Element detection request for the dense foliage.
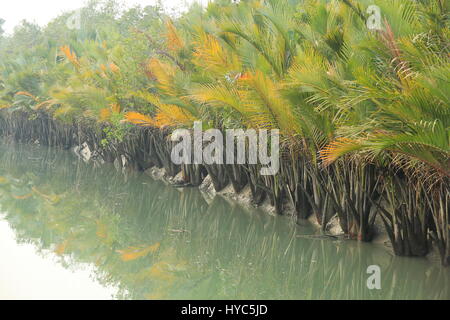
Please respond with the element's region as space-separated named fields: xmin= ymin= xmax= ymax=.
xmin=0 ymin=0 xmax=448 ymax=264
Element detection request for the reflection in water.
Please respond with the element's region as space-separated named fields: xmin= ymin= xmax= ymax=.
xmin=0 ymin=143 xmax=448 ymax=300
xmin=0 ymin=220 xmax=115 ymax=300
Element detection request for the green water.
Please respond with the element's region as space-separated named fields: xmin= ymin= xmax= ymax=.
xmin=0 ymin=142 xmax=448 ymax=300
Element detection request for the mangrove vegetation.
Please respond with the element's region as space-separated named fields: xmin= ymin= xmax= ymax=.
xmin=0 ymin=0 xmax=449 ymax=266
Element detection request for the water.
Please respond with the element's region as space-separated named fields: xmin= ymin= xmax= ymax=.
xmin=0 ymin=142 xmax=448 ymax=300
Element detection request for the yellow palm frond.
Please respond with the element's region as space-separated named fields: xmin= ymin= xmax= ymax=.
xmin=165 ymin=20 xmax=184 ymax=53
xmin=109 ymin=62 xmax=120 ymax=73
xmin=99 ymin=108 xmax=112 ymax=122
xmin=34 ymin=99 xmax=58 ymax=110
xmin=98 ymin=64 xmax=109 ymax=79
xmin=154 ymin=107 xmax=195 ymax=127
xmin=124 ymin=111 xmax=155 ymax=127
xmin=140 ymin=92 xmax=195 ymax=127
xmin=60 ymin=45 xmax=80 ymax=68
xmin=15 ymin=91 xmax=38 ymax=101
xmin=243 ymin=71 xmax=301 ymax=135
xmin=320 ymin=138 xmax=360 ymax=165
xmin=147 ymin=58 xmax=177 ymax=94
xmin=190 ymin=83 xmax=248 ymax=115
xmin=192 ymin=32 xmax=241 ymax=75
xmin=99 ymin=103 xmax=121 ymax=122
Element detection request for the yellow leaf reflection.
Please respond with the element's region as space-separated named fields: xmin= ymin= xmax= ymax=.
xmin=31 ymin=187 xmax=63 ymax=204
xmin=147 ymin=261 xmax=175 ymax=282
xmin=117 ymin=243 xmax=160 ymax=262
xmin=13 ymin=193 xmax=33 ymax=200
xmin=55 ymin=240 xmax=69 ymax=255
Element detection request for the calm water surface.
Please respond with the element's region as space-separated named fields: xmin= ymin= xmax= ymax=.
xmin=0 ymin=143 xmax=448 ymax=300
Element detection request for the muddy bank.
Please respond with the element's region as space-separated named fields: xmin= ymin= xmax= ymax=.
xmin=141 ymin=157 xmax=392 ymax=246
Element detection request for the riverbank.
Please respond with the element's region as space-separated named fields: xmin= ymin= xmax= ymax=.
xmin=0 ymin=110 xmax=448 ymax=266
